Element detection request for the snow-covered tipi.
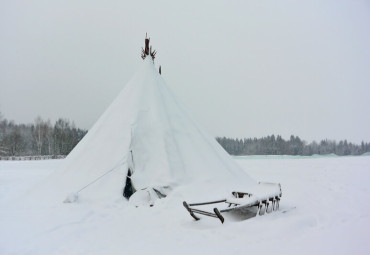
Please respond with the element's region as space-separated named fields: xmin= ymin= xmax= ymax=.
xmin=39 ymin=35 xmax=259 ymax=206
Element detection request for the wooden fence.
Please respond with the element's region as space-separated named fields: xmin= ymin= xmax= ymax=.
xmin=0 ymin=155 xmax=66 ymax=161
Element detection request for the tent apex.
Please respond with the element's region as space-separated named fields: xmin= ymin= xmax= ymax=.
xmin=141 ymin=33 xmax=157 ymax=61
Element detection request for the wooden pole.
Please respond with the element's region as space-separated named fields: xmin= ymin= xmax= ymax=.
xmin=141 ymin=33 xmax=157 ymax=60
xmin=145 ymin=33 xmax=150 ymax=55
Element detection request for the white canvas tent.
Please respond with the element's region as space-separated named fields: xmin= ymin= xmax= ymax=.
xmin=35 ymin=37 xmax=264 ymax=207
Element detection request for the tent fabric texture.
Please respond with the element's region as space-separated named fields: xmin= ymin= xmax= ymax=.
xmin=34 ymin=54 xmax=259 ymax=206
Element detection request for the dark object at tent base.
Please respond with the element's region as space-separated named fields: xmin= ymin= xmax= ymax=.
xmin=183 ymin=183 xmax=282 ymax=224
xmin=123 ymin=169 xmax=136 ymax=199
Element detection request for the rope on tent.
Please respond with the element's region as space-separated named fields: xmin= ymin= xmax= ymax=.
xmin=64 ymin=158 xmax=128 ymax=202
xmin=76 ymin=160 xmax=127 ymax=194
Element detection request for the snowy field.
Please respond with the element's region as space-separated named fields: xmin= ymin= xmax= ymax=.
xmin=1 ymin=156 xmax=369 ymax=255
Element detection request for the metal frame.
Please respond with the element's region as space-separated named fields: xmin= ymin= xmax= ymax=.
xmin=183 ymin=184 xmax=282 ymax=223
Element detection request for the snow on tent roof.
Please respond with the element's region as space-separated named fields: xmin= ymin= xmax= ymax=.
xmin=32 ymin=36 xmax=258 ymax=205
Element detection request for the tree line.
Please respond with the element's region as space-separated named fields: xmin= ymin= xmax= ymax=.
xmin=216 ymin=135 xmax=370 ymax=156
xmin=0 ymin=113 xmax=87 ymax=156
xmin=1 ymin=112 xmax=369 ymax=157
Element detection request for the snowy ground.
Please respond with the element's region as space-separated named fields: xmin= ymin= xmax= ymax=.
xmin=1 ymin=156 xmax=369 ymax=255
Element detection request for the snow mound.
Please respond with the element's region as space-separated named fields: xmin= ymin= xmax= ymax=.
xmin=63 ymin=192 xmax=78 ymax=203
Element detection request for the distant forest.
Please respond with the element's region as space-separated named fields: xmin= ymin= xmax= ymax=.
xmin=0 ymin=114 xmax=86 ymax=156
xmin=216 ymin=135 xmax=370 ymax=156
xmin=0 ymin=113 xmax=369 ymax=157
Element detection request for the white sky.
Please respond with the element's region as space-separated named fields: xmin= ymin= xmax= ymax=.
xmin=1 ymin=0 xmax=369 ymax=143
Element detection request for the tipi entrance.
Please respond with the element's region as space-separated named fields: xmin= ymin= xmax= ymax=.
xmin=123 ymin=168 xmax=135 ymax=199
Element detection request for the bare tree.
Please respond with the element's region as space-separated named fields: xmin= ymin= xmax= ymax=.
xmin=31 ymin=116 xmax=54 ymax=155
xmin=32 ymin=116 xmax=43 ymax=155
xmin=4 ymin=126 xmax=23 ymax=156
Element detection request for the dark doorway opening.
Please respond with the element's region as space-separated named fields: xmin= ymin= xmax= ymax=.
xmin=123 ymin=168 xmax=135 ymax=199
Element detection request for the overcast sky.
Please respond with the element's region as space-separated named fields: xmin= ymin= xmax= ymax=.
xmin=1 ymin=0 xmax=369 ymax=143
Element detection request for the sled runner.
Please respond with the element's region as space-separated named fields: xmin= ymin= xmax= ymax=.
xmin=183 ymin=182 xmax=282 ymax=223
